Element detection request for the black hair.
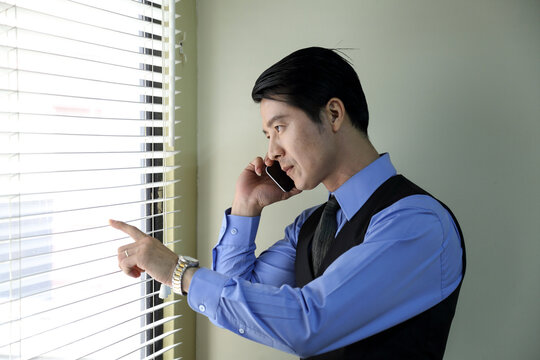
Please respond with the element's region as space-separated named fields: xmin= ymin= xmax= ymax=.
xmin=251 ymin=47 xmax=369 ymax=134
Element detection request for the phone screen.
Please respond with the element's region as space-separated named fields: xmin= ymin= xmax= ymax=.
xmin=265 ymin=161 xmax=295 ymax=192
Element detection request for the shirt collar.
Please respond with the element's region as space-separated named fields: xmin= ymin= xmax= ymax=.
xmin=331 ymin=153 xmax=397 ymax=221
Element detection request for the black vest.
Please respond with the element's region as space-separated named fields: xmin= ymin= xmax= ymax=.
xmin=295 ymin=175 xmax=466 ymax=360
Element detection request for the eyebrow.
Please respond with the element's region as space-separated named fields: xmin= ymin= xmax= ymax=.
xmin=262 ymin=114 xmax=288 ymax=136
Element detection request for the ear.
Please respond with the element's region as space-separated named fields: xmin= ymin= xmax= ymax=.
xmin=325 ymin=97 xmax=346 ymax=133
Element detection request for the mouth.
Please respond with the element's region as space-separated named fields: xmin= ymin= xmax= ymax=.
xmin=282 ymin=165 xmax=293 ymax=176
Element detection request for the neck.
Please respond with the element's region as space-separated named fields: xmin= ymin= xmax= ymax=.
xmin=323 ymin=131 xmax=379 ymax=192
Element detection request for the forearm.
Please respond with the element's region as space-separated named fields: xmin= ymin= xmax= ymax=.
xmin=212 ymin=209 xmax=261 ymax=279
xmin=188 ymin=242 xmax=460 ymax=358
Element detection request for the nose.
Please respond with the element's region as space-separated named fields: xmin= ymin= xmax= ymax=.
xmin=267 ymin=138 xmax=284 ymax=161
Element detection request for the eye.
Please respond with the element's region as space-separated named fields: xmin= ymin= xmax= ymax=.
xmin=274 ymin=125 xmax=282 ymax=133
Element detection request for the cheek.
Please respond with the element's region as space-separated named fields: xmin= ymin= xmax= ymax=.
xmin=295 ymin=158 xmax=318 ymax=183
xmin=291 ymin=145 xmax=316 ymax=171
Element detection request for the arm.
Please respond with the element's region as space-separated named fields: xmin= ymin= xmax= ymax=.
xmin=186 ymin=197 xmax=464 ymax=357
xmin=208 ymin=156 xmax=303 ymax=284
xmin=112 ymin=156 xmax=303 ymax=296
xmin=211 ymin=206 xmax=318 ymax=286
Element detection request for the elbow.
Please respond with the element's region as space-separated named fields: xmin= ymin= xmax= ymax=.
xmin=285 ymin=329 xmax=326 ymax=358
xmin=289 ymin=341 xmax=322 ymax=359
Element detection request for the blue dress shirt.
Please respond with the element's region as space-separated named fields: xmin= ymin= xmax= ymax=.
xmin=187 ymin=154 xmax=463 ymax=357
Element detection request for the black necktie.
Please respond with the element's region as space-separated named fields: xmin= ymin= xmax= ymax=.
xmin=311 ymin=196 xmax=340 ymax=274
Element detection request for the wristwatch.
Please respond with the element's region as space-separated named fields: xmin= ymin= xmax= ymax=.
xmin=171 ymin=255 xmax=199 ymax=296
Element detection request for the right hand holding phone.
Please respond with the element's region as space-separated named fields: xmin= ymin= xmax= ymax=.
xmin=231 ymin=156 xmax=301 ymax=217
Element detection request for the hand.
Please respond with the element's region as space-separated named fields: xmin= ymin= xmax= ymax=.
xmin=231 ymin=156 xmax=301 ymax=216
xmin=110 ymin=219 xmax=178 ymax=286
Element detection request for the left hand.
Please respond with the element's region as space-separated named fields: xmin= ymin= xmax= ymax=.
xmin=231 ymin=156 xmax=301 ymax=216
xmin=110 ymin=219 xmax=178 ymax=286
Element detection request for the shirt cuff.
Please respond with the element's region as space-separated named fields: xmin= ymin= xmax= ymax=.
xmin=187 ymin=267 xmax=229 ymax=320
xmin=217 ymin=208 xmax=261 ymax=247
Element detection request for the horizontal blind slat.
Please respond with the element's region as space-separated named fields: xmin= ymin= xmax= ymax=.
xmin=2 ymin=0 xmax=163 ymax=19
xmin=0 ymin=32 xmax=163 ymax=78
xmin=0 ymin=89 xmax=163 ymax=109
xmin=0 ymin=28 xmax=162 ymax=66
xmin=142 ymin=341 xmax=183 ymax=360
xmin=1 ymin=71 xmax=165 ymax=103
xmin=0 ymin=149 xmax=177 ymax=158
xmin=0 ymin=131 xmax=167 ymax=140
xmin=0 ymin=113 xmax=173 ymax=133
xmin=2 ymin=0 xmax=164 ymax=34
xmin=0 ymin=259 xmax=179 ymax=313
xmin=30 ymin=314 xmax=181 ymax=360
xmin=0 ymin=68 xmax=164 ymax=98
xmin=0 ymin=156 xmax=177 ymax=175
xmin=0 ymin=179 xmax=179 ymax=198
xmin=0 ymin=270 xmax=125 ymax=312
xmin=0 ymin=195 xmax=179 ymax=228
xmin=81 ymin=315 xmax=182 ymax=360
xmin=112 ymin=327 xmax=182 ymax=360
xmin=7 ymin=2 xmax=164 ymax=38
xmin=0 ymin=254 xmax=119 ymax=285
xmin=1 ymin=290 xmax=180 ymax=347
xmin=0 ymin=45 xmax=166 ymax=80
xmin=0 ymin=171 xmax=179 ymax=197
xmin=2 ymin=280 xmax=179 ymax=343
xmin=0 ymin=47 xmax=168 ymax=85
xmin=0 ymin=211 xmax=181 ymax=243
xmin=0 ymin=225 xmax=182 ymax=264
xmin=1 ymin=20 xmax=163 ymax=61
xmin=0 ymin=139 xmax=174 ymax=157
xmin=0 ymin=94 xmax=163 ymax=120
xmin=0 ymin=274 xmax=152 ymax=318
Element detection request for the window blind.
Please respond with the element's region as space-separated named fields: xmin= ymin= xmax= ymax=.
xmin=0 ymin=0 xmax=183 ymax=359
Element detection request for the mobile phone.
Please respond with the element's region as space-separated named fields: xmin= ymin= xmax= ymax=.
xmin=265 ymin=161 xmax=295 ymax=192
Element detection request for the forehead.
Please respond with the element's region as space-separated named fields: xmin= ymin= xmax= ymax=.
xmin=260 ymin=99 xmax=305 ymax=128
xmin=260 ymin=98 xmax=290 ymax=116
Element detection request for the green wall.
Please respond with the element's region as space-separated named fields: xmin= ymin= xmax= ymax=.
xmin=196 ymin=1 xmax=540 ymax=359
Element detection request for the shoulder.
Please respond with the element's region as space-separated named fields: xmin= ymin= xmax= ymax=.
xmin=367 ymin=194 xmax=460 ymax=246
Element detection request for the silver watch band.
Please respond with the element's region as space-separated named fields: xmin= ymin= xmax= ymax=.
xmin=171 ymin=256 xmax=199 ymax=296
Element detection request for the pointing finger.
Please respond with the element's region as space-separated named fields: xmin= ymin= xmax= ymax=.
xmin=109 ymin=219 xmax=147 ymax=241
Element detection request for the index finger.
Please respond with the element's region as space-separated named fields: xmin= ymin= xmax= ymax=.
xmin=249 ymin=156 xmax=266 ymax=176
xmin=109 ymin=219 xmax=147 ymax=241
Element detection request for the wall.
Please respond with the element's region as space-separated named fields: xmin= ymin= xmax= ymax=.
xmin=196 ymin=1 xmax=540 ymax=359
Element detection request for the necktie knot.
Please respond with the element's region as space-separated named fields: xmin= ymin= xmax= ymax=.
xmin=324 ymin=196 xmax=340 ymax=215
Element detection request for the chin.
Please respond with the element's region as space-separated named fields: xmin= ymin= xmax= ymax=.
xmin=295 ymin=180 xmax=317 ymax=191
xmin=292 ymin=181 xmax=304 ymax=191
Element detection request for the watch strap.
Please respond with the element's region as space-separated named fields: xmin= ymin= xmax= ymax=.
xmin=171 ymin=256 xmax=199 ymax=296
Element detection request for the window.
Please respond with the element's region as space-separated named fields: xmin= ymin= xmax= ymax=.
xmin=0 ymin=0 xmax=182 ymax=358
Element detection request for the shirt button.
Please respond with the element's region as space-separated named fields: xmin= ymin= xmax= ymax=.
xmin=230 ymin=228 xmax=238 ymax=235
xmin=238 ymin=328 xmax=245 ymax=334
xmin=198 ymin=304 xmax=206 ymax=312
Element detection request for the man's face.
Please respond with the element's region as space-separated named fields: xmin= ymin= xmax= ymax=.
xmin=261 ymin=98 xmax=337 ymax=191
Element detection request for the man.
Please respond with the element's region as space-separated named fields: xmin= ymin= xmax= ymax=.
xmin=111 ymin=47 xmax=465 ymax=359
